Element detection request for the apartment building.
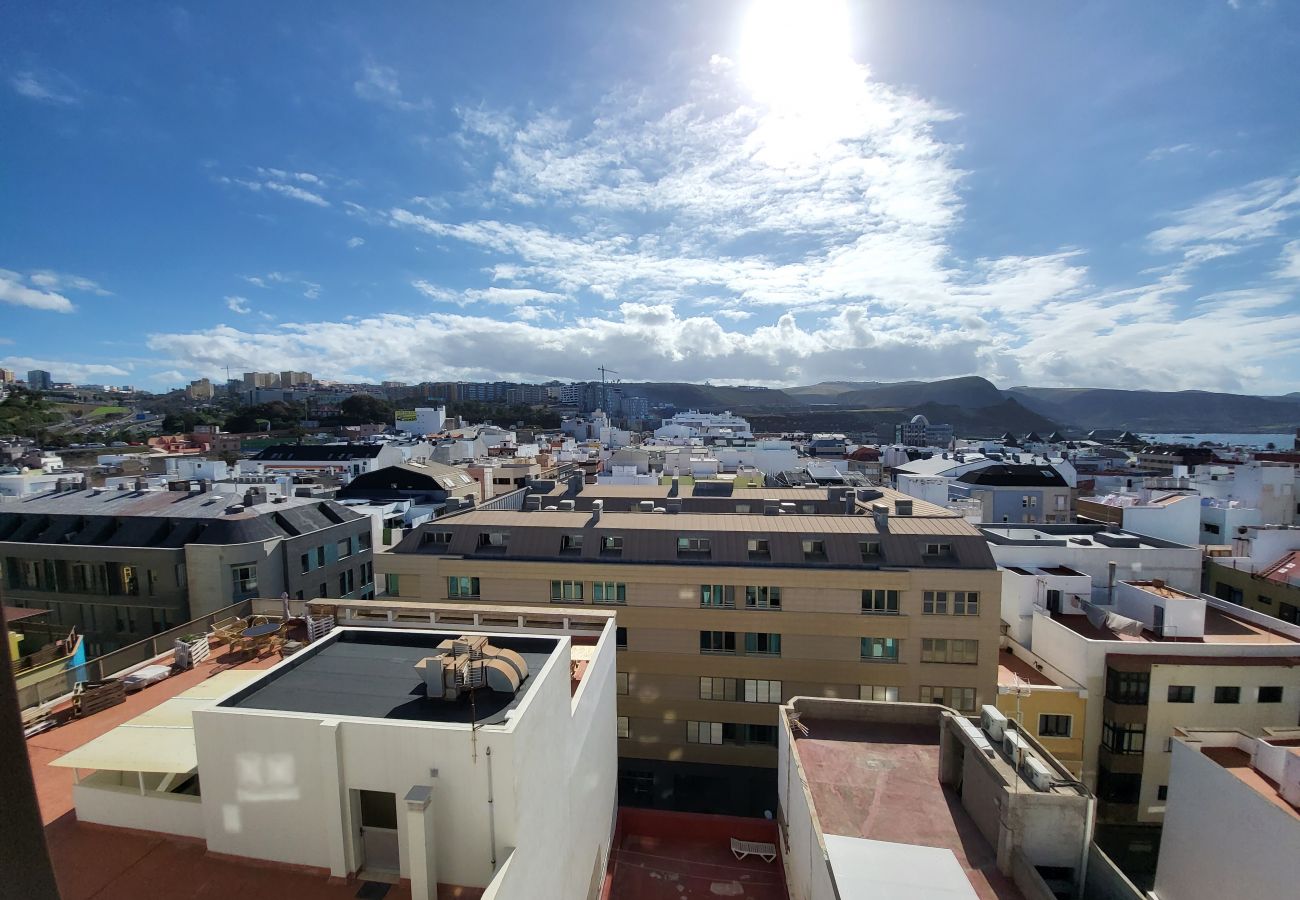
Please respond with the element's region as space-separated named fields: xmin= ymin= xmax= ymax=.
xmin=0 ymin=482 xmax=374 ymax=654
xmin=1011 ymin=578 xmax=1300 ymax=826
xmin=1205 ymin=524 xmax=1300 ymax=625
xmin=378 ymin=481 xmax=1002 ymax=807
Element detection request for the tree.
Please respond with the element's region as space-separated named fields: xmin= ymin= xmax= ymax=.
xmin=337 ymin=394 xmax=394 ymax=425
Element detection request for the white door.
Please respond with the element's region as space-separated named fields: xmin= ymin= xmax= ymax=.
xmin=356 ymin=790 xmax=400 ymax=873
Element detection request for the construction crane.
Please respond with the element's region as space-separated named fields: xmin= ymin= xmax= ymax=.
xmin=597 ymin=366 xmax=620 ymax=412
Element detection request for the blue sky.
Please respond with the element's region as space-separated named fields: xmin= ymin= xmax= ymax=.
xmin=3 ymin=1 xmax=1299 ymax=394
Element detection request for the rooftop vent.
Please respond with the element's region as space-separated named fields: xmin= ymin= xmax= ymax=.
xmin=558 ymin=499 xmax=576 ymax=511
xmin=415 ymin=635 xmax=530 ymax=701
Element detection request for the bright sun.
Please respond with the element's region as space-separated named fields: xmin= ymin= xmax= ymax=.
xmin=739 ymin=0 xmax=854 ymax=109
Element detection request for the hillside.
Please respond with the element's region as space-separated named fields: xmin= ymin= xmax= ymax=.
xmin=1006 ymin=387 xmax=1300 ymax=432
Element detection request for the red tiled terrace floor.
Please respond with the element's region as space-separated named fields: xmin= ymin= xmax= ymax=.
xmin=795 ymin=719 xmax=1022 ymax=900
xmin=602 ymin=808 xmax=788 ymax=900
xmin=26 ymin=643 xmax=481 ymax=900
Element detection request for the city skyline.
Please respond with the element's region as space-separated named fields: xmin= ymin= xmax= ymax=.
xmin=4 ymin=1 xmax=1300 ymax=393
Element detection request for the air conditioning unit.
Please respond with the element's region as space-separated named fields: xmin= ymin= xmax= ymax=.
xmin=1003 ymin=730 xmax=1029 ymax=763
xmin=981 ymin=705 xmax=1007 ymax=742
xmin=1023 ymin=756 xmax=1053 ymax=792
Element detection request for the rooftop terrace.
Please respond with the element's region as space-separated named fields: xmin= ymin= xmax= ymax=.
xmin=1046 ymin=604 xmax=1300 ymax=645
xmin=223 ymin=629 xmax=559 ymax=724
xmin=793 ymin=718 xmax=1023 ymax=900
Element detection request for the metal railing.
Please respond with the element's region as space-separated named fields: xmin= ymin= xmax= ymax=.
xmin=15 ymin=598 xmax=255 ymax=713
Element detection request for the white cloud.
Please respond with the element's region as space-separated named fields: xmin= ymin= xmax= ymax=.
xmin=0 ymin=269 xmax=76 ymax=313
xmin=1148 ymin=176 xmax=1300 ymax=268
xmin=354 ymin=63 xmax=432 ymax=112
xmin=242 ymin=271 xmax=320 ymax=299
xmin=411 ymin=282 xmax=569 ymax=307
xmin=347 ymin=236 xmax=365 ymax=248
xmin=264 ymin=181 xmax=330 ymax=207
xmin=27 ymin=270 xmax=111 ymax=295
xmin=1277 ymin=240 xmax=1300 ymax=280
xmin=225 ymin=295 xmax=251 ymax=314
xmin=0 ymin=356 xmax=131 ymax=381
xmin=10 ymin=70 xmax=78 ymax=104
xmin=1145 ymin=143 xmax=1196 ymax=162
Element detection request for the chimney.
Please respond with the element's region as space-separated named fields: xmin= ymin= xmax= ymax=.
xmin=844 ymin=491 xmax=856 ymax=515
xmin=872 ymin=502 xmax=890 ymax=532
xmin=591 ymin=498 xmax=603 ymax=523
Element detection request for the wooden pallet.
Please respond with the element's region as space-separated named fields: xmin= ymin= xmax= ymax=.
xmin=72 ymin=679 xmax=126 ymax=717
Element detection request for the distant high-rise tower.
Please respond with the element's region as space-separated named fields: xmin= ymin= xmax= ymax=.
xmin=26 ymin=370 xmax=52 ymax=391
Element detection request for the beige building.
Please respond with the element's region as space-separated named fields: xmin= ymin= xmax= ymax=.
xmin=185 ymin=378 xmax=214 ymax=401
xmin=378 ymin=482 xmax=1002 ymax=799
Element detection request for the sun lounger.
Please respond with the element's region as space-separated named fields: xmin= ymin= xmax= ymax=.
xmin=730 ymin=838 xmax=777 ymax=863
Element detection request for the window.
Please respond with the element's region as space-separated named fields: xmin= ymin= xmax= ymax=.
xmin=616 ymin=717 xmax=630 ymax=739
xmin=1203 ymin=523 xmax=1221 ymax=535
xmin=1039 ymin=714 xmax=1072 ymax=738
xmin=300 ymin=553 xmax=311 ymax=574
xmin=1102 ymin=721 xmax=1146 ymax=754
xmin=922 ymin=638 xmax=979 ymax=665
xmin=921 ymin=686 xmax=976 ymax=711
xmin=358 ymin=531 xmax=372 ymax=550
xmin=687 ymin=721 xmax=723 ymax=745
xmin=616 ymin=627 xmax=627 ymax=650
xmin=477 ymin=531 xmax=508 ymax=550
xmin=700 ymin=630 xmax=736 ymax=653
xmin=743 ymin=679 xmax=782 ymax=703
xmin=295 ymin=590 xmax=304 ymax=601
xmin=700 ymin=676 xmax=737 ymax=701
xmin=802 ymin=539 xmax=827 ymax=561
xmin=384 ymin=573 xmax=400 ymax=596
xmin=1097 ymin=767 xmax=1142 ymax=804
xmin=601 ymin=535 xmax=623 ymax=555
xmin=616 ymin=672 xmax=629 ymax=695
xmin=1257 ymin=594 xmax=1272 ymax=605
xmin=1258 ymin=686 xmax=1283 ymax=703
xmin=231 ymin=564 xmax=258 ymax=597
xmin=859 ymin=541 xmax=881 ymax=561
xmin=593 ymin=581 xmax=626 ymax=604
xmin=923 ymin=543 xmax=950 ymax=556
xmin=1157 ymin=785 xmax=1168 ymax=802
xmin=747 ymin=538 xmax=770 ymax=560
xmin=744 ymin=632 xmax=781 ymax=656
xmin=448 ymin=576 xmax=480 ymax=598
xmin=339 ymin=569 xmax=354 ymax=596
xmin=735 ymin=503 xmax=752 ymax=514
xmin=860 ymin=685 xmax=900 ymax=702
xmin=1167 ymin=685 xmax=1195 ymax=703
xmin=739 ymin=724 xmax=778 ymax=746
xmin=319 ymin=582 xmax=328 ymax=598
xmin=953 ymin=591 xmax=980 ymax=615
xmin=1054 ymin=495 xmax=1067 ymax=510
xmin=337 ymin=538 xmax=352 ymax=559
xmin=1282 ymin=602 xmax=1299 ymax=625
xmin=744 ymin=586 xmax=781 ymax=609
xmin=677 ymin=537 xmax=711 ymax=556
xmin=1106 ymin=668 xmax=1150 ymax=704
xmin=560 ymin=534 xmax=584 ymax=553
xmin=861 ymin=589 xmax=900 ymax=614
xmin=424 ymin=531 xmax=453 ymax=547
xmin=550 ymin=580 xmax=583 ymax=602
xmin=922 ymin=591 xmax=949 ymax=615
xmin=861 ymin=637 xmax=900 ymax=662
xmin=700 ymin=584 xmax=733 ymax=608
xmin=316 ymin=546 xmax=326 ymax=567
xmin=1214 ymin=686 xmax=1241 ymax=704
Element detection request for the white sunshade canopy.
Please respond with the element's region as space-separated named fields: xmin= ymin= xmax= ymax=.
xmin=51 ymin=670 xmax=264 ymax=774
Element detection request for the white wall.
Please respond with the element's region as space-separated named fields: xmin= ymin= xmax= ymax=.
xmin=896 ymin=475 xmax=951 ymax=507
xmin=73 ymin=772 xmax=205 ymax=838
xmin=1122 ymin=495 xmax=1200 ymax=546
xmin=778 ymin=716 xmax=837 ymax=900
xmin=989 ymin=543 xmax=1202 ymax=596
xmin=1114 ymin=582 xmax=1205 ymax=639
xmin=1153 ymin=740 xmax=1300 ymax=900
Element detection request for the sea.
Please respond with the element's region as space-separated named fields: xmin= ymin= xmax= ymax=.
xmin=1138 ymin=433 xmax=1297 ymax=450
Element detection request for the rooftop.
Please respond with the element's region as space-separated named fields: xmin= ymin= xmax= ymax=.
xmin=224 ymin=628 xmax=560 ymax=725
xmin=980 ymin=523 xmax=1194 ymax=550
xmin=0 ymin=488 xmax=363 ymax=546
xmin=26 ymin=639 xmax=486 ymax=899
xmin=997 ymin=652 xmax=1062 ymax=688
xmin=793 ymin=717 xmax=1023 ymax=899
xmin=1200 ymin=745 xmax=1300 ymax=821
xmin=1046 ymin=605 xmax=1300 ymax=645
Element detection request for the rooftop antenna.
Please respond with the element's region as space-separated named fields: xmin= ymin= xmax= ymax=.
xmin=597 ymin=365 xmax=619 ymax=411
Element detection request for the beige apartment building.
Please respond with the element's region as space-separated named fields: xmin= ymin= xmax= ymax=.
xmin=378 ymin=483 xmax=1002 ymax=781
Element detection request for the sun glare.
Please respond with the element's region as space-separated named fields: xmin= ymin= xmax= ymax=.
xmin=739 ymin=0 xmax=854 ymax=109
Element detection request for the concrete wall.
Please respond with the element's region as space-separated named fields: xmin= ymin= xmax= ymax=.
xmin=777 ymin=703 xmax=837 ymax=900
xmin=1153 ymin=740 xmax=1300 ymax=900
xmin=73 ymin=771 xmax=205 ymax=838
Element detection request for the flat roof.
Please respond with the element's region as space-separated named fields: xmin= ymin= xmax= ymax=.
xmin=1047 ymin=606 xmax=1300 ymax=645
xmin=223 ymin=629 xmax=559 ymax=725
xmin=997 ymin=654 xmax=1065 ymax=688
xmin=793 ymin=719 xmax=1023 ymax=900
xmin=1201 ymin=746 xmax=1300 ymax=821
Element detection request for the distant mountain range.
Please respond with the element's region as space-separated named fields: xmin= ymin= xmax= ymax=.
xmin=617 ymin=377 xmax=1300 ymax=436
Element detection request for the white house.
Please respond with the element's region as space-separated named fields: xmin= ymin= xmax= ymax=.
xmin=396 ymin=407 xmax=447 ymax=436
xmin=53 ymin=616 xmax=618 ymax=899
